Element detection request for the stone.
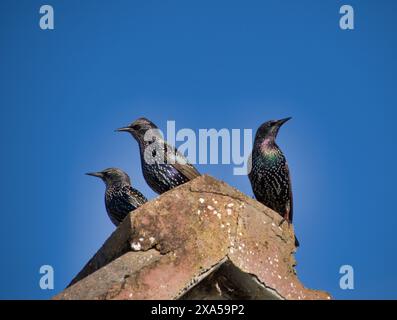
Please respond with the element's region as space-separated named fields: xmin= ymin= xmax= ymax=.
xmin=54 ymin=175 xmax=331 ymax=300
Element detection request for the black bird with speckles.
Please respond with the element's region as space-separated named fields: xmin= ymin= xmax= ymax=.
xmin=86 ymin=168 xmax=147 ymax=226
xmin=117 ymin=118 xmax=201 ymax=194
xmin=249 ymin=117 xmax=294 ymax=223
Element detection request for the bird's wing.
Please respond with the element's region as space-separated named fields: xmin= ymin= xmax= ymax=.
xmin=173 ymin=161 xmax=201 ymax=180
xmin=124 ymin=186 xmax=148 ymax=208
xmin=163 ymin=141 xmax=201 ymax=180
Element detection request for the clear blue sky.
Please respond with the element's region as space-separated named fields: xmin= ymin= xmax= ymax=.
xmin=0 ymin=0 xmax=396 ymax=300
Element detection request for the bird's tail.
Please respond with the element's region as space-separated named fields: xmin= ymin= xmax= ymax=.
xmin=294 ymin=235 xmax=300 ymax=248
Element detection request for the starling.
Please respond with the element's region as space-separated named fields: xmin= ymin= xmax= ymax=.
xmin=117 ymin=118 xmax=201 ymax=194
xmin=86 ymin=168 xmax=147 ymax=226
xmin=248 ymin=118 xmax=294 ymax=223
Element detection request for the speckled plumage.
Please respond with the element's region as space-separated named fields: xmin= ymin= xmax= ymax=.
xmin=87 ymin=168 xmax=147 ymax=226
xmin=249 ymin=118 xmax=293 ymax=222
xmin=117 ymin=118 xmax=201 ymax=194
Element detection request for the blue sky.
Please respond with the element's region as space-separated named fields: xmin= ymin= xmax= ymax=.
xmin=0 ymin=0 xmax=396 ymax=299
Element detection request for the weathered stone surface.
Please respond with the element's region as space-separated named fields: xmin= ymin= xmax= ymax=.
xmin=55 ymin=175 xmax=331 ymax=300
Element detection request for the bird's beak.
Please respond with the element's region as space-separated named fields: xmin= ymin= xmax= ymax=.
xmin=115 ymin=126 xmax=132 ymax=133
xmin=86 ymin=172 xmax=104 ymax=178
xmin=276 ymin=117 xmax=292 ymax=127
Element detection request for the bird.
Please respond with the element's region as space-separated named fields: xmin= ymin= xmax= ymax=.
xmin=86 ymin=168 xmax=147 ymax=226
xmin=248 ymin=117 xmax=294 ymax=223
xmin=117 ymin=117 xmax=201 ymax=194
